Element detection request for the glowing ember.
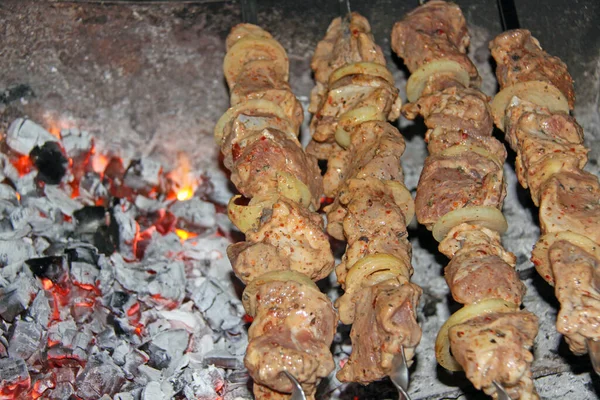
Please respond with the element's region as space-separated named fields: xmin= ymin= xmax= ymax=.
xmin=41 ymin=278 xmax=54 ymax=290
xmin=168 ymin=153 xmax=198 ymax=201
xmin=175 ymin=228 xmax=198 ymax=241
xmin=90 ymin=152 xmax=110 ymax=176
xmin=12 ymin=155 xmax=33 ymax=176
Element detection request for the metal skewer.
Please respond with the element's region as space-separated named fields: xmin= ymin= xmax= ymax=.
xmin=284 ymin=371 xmax=308 ymax=400
xmin=238 ymin=3 xmax=308 ymax=398
xmin=389 ymin=346 xmax=412 ymax=400
xmin=493 ymin=380 xmax=512 ymax=400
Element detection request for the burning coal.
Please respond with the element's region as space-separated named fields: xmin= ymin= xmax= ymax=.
xmin=0 ymin=118 xmax=250 ymax=399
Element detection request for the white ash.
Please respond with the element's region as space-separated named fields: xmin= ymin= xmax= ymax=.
xmin=60 ymin=128 xmax=93 ymax=159
xmin=0 ymin=118 xmax=249 ymax=400
xmin=6 ymin=118 xmax=58 ymax=156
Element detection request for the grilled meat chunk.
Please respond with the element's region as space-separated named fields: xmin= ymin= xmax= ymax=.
xmin=229 ymin=199 xmax=334 ymax=283
xmin=245 ymin=280 xmax=337 ymax=399
xmin=310 ymin=12 xmax=386 ymax=102
xmin=539 ymin=171 xmax=600 ymax=245
xmin=449 ymin=311 xmax=539 ymax=400
xmin=337 ymin=279 xmax=422 ymax=384
xmin=489 ymin=29 xmax=574 ymax=108
xmin=310 ymin=75 xmax=401 ymax=161
xmin=391 ymin=0 xmax=480 ymax=86
xmin=415 ymin=151 xmax=506 ymax=228
xmin=323 ymin=121 xmax=405 ymax=197
xmin=547 ymin=239 xmax=600 ymax=354
xmin=445 ymin=247 xmax=524 ymax=306
xmin=503 ymin=101 xmax=588 ymax=204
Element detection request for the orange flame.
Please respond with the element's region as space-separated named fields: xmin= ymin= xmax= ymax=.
xmin=41 ymin=278 xmax=54 ymax=290
xmin=91 ymin=153 xmax=110 ymax=176
xmin=175 ymin=229 xmax=198 ymax=242
xmin=12 ymin=155 xmax=33 ymax=176
xmin=168 ymin=153 xmax=198 ymax=201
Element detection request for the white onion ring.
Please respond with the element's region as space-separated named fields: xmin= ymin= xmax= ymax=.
xmin=435 ymin=299 xmax=518 ymax=371
xmin=491 ymin=81 xmax=569 ymax=131
xmin=227 ymin=194 xmax=277 ymax=234
xmin=242 ymin=270 xmax=320 ymax=316
xmin=532 ymin=231 xmax=600 ymax=286
xmin=385 ymin=180 xmax=415 ymax=225
xmin=440 ymin=144 xmax=503 ymax=169
xmin=214 ymin=99 xmax=293 ymax=146
xmin=432 ymin=206 xmax=508 ymax=242
xmin=223 ymin=36 xmax=288 ymax=87
xmin=406 ymin=59 xmax=470 ymax=103
xmin=335 ymin=106 xmax=386 ymax=148
xmin=329 ymin=62 xmax=395 ymax=86
xmin=276 ymin=171 xmax=312 ymax=209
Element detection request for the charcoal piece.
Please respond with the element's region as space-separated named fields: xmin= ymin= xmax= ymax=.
xmin=65 ymin=243 xmax=99 ymax=265
xmin=44 ymin=185 xmax=83 ymax=216
xmin=111 ymin=342 xmax=131 ymax=366
xmin=96 ymin=328 xmax=118 ymax=351
xmin=26 ymin=256 xmax=68 ymax=281
xmin=47 ymin=382 xmax=75 ymax=399
xmin=6 ymin=118 xmax=58 ymax=156
xmin=140 ymin=342 xmax=171 ymax=370
xmin=0 ymin=84 xmax=35 ymax=105
xmin=0 ymin=239 xmax=36 ymax=267
xmin=0 ymin=183 xmax=19 ymax=203
xmin=203 ymin=353 xmax=244 ymax=370
xmin=114 ymin=393 xmax=135 ymax=400
xmin=152 ymin=329 xmax=189 ymax=362
xmin=142 ymin=381 xmax=166 ymax=400
xmin=108 ymin=291 xmax=130 ymax=314
xmin=30 ymin=372 xmax=54 ymax=398
xmin=79 ymin=172 xmax=109 ymax=202
xmin=47 ymin=319 xmax=78 ymax=348
xmin=0 ymin=275 xmax=39 ymax=321
xmin=70 ymin=261 xmax=99 ymax=287
xmin=60 ymin=129 xmax=93 ymax=159
xmin=121 ymin=349 xmax=150 ymax=380
xmin=8 ymin=319 xmax=43 ymax=361
xmin=191 ymin=278 xmax=244 ymax=332
xmin=28 ymin=291 xmax=52 ymax=328
xmin=114 ymin=259 xmax=185 ymax=306
xmin=75 ymin=353 xmax=125 ymax=399
xmin=30 ymin=141 xmax=68 ymax=184
xmin=181 ymin=365 xmax=224 ymax=400
xmin=170 ymin=197 xmax=216 ymax=229
xmin=73 ymin=206 xmax=119 ymax=255
xmin=123 ymin=158 xmax=162 ymax=192
xmin=0 ymin=358 xmax=30 ymax=394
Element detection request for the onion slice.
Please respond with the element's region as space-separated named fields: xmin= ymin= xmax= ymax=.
xmin=345 ymin=253 xmax=410 ymax=292
xmin=385 ymin=180 xmax=415 ymax=225
xmin=491 ymin=81 xmax=570 ymax=131
xmin=227 ymin=194 xmax=277 ymax=234
xmin=329 ymin=62 xmax=395 ymax=86
xmin=406 ymin=59 xmax=470 ymax=103
xmin=532 ymin=231 xmax=600 ymax=286
xmin=337 ymin=253 xmax=410 ymax=324
xmin=435 ymin=299 xmax=518 ymax=371
xmin=440 ymin=144 xmax=503 ymax=169
xmin=223 ymin=36 xmax=288 ymax=87
xmin=432 ymin=206 xmax=508 ymax=242
xmin=276 ymin=171 xmax=312 ymax=209
xmin=226 ymin=24 xmax=273 ymax=50
xmin=214 ymin=99 xmax=294 ymax=146
xmin=335 ymin=106 xmax=386 ymax=148
xmin=242 ymin=270 xmax=320 ymax=316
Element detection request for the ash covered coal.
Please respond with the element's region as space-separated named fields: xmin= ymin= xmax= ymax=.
xmin=0 ymin=118 xmax=251 ymax=399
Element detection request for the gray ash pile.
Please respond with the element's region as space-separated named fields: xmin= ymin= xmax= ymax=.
xmin=0 ymin=118 xmax=250 ymax=400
